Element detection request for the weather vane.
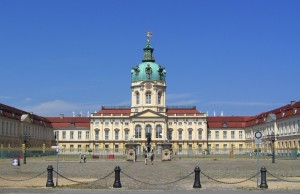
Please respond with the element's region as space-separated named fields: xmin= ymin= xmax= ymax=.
xmin=147 ymin=32 xmax=152 ymax=43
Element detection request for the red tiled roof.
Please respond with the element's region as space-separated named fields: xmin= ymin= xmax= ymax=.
xmin=46 ymin=117 xmax=90 ymax=128
xmin=207 ymin=116 xmax=252 ymax=128
xmin=246 ymin=101 xmax=300 ymax=127
xmin=166 ymin=109 xmax=201 ymax=114
xmin=96 ymin=109 xmax=131 ymax=114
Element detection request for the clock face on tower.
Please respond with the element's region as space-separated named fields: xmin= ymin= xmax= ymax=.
xmin=145 ymin=82 xmax=152 ymax=89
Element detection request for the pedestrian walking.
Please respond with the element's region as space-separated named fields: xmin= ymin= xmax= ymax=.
xmin=150 ymin=150 xmax=154 ymax=165
xmin=83 ymin=154 xmax=86 ymax=163
xmin=79 ymin=153 xmax=83 ymax=163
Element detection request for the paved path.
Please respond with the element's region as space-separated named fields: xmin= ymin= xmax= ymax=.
xmin=0 ymin=157 xmax=300 ymax=191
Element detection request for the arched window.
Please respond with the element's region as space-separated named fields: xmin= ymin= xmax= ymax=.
xmin=146 ymin=91 xmax=151 ymax=104
xmin=145 ymin=124 xmax=152 ymax=138
xmin=135 ymin=125 xmax=142 ymax=138
xmin=157 ymin=92 xmax=162 ymax=104
xmin=156 ymin=125 xmax=162 ymax=138
xmin=136 ymin=92 xmax=140 ymax=104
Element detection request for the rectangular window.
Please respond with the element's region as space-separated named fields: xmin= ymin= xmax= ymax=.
xmin=223 ymin=131 xmax=227 ymax=139
xmin=70 ymin=145 xmax=74 ymax=152
xmin=198 ymin=122 xmax=202 ymax=125
xmin=178 ymin=122 xmax=183 ymax=126
xmin=78 ymin=145 xmax=82 ymax=152
xmin=215 ymin=131 xmax=219 ymax=140
xmin=168 ymin=122 xmax=172 ymax=126
xmin=105 ymin=122 xmax=109 ymax=126
xmin=78 ymin=131 xmax=82 ymax=140
xmin=115 ymin=145 xmax=119 ymax=153
xmin=198 ymin=130 xmax=202 ymax=140
xmin=125 ymin=130 xmax=129 ymax=140
xmin=62 ymin=145 xmax=66 ymax=152
xmin=70 ymin=131 xmax=74 ymax=139
xmin=105 ymin=145 xmax=109 ymax=154
xmin=62 ymin=131 xmax=66 ymax=139
xmin=125 ymin=122 xmax=129 ymax=126
xmin=231 ymin=131 xmax=235 ymax=139
xmin=188 ymin=122 xmax=193 ymax=125
xmin=95 ymin=144 xmax=99 ymax=153
xmin=85 ymin=145 xmax=90 ymax=152
xmin=179 ymin=144 xmax=182 ymax=153
xmin=86 ymin=131 xmax=90 ymax=139
xmin=239 ymin=144 xmax=243 ymax=151
xmin=223 ymin=144 xmax=227 ymax=150
xmin=208 ymin=131 xmax=211 ymax=140
xmin=239 ymin=131 xmax=243 ymax=139
xmin=216 ymin=144 xmax=219 ymax=152
xmin=198 ymin=144 xmax=202 ymax=153
xmin=95 ymin=122 xmax=99 ymax=126
xmin=178 ymin=130 xmax=182 ymax=140
xmin=115 ymin=122 xmax=119 ymax=126
xmin=95 ymin=131 xmax=99 ymax=140
xmin=105 ymin=130 xmax=109 ymax=140
xmin=188 ymin=130 xmax=192 ymax=140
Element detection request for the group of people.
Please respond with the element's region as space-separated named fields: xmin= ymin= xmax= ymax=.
xmin=79 ymin=153 xmax=86 ymax=163
xmin=144 ymin=148 xmax=154 ymax=165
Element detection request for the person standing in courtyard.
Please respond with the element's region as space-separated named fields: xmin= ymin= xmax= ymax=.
xmin=150 ymin=150 xmax=154 ymax=165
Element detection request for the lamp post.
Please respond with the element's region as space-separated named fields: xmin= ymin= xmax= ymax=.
xmin=23 ymin=132 xmax=31 ymax=164
xmin=267 ymin=132 xmax=278 ymax=163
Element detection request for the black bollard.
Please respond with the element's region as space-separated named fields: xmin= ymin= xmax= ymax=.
xmin=113 ymin=166 xmax=122 ymax=188
xmin=259 ymin=167 xmax=268 ymax=189
xmin=193 ymin=166 xmax=202 ymax=188
xmin=46 ymin=165 xmax=54 ymax=187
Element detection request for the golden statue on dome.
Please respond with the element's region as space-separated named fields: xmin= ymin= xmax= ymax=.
xmin=147 ymin=32 xmax=152 ymax=43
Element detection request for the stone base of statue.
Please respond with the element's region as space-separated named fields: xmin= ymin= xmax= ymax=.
xmin=125 ymin=143 xmax=140 ymax=161
xmin=158 ymin=142 xmax=173 ymax=161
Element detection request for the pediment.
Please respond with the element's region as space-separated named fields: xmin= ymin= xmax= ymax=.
xmin=131 ymin=109 xmax=166 ymax=119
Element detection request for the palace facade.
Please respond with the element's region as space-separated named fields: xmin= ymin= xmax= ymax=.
xmin=1 ymin=34 xmax=299 ymax=157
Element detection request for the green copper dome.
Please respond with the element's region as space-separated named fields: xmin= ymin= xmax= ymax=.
xmin=131 ymin=33 xmax=166 ymax=82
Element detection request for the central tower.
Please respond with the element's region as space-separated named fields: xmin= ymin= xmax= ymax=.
xmin=131 ymin=33 xmax=167 ymax=115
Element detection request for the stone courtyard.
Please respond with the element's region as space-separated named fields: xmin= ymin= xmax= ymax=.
xmin=0 ymin=156 xmax=300 ymax=191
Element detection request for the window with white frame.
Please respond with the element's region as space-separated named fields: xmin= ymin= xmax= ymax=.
xmin=188 ymin=122 xmax=192 ymax=126
xmin=157 ymin=92 xmax=161 ymax=104
xmin=105 ymin=130 xmax=109 ymax=140
xmin=178 ymin=129 xmax=183 ymax=140
xmin=86 ymin=131 xmax=90 ymax=139
xmin=188 ymin=129 xmax=193 ymax=140
xmin=115 ymin=129 xmax=119 ymax=140
xmin=146 ymin=91 xmax=151 ymax=104
xmin=95 ymin=130 xmax=99 ymax=140
xmin=198 ymin=129 xmax=202 ymax=140
xmin=78 ymin=131 xmax=82 ymax=140
xmin=239 ymin=131 xmax=243 ymax=139
xmin=70 ymin=145 xmax=74 ymax=152
xmin=136 ymin=92 xmax=140 ymax=104
xmin=231 ymin=131 xmax=235 ymax=139
xmin=215 ymin=131 xmax=219 ymax=140
xmin=70 ymin=131 xmax=74 ymax=139
xmin=145 ymin=124 xmax=152 ymax=138
xmin=62 ymin=131 xmax=66 ymax=139
xmin=78 ymin=144 xmax=82 ymax=152
xmin=105 ymin=122 xmax=109 ymax=126
xmin=223 ymin=131 xmax=227 ymax=139
xmin=135 ymin=125 xmax=142 ymax=138
xmin=156 ymin=125 xmax=162 ymax=138
xmin=125 ymin=129 xmax=129 ymax=140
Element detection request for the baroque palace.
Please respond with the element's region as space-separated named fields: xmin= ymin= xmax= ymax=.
xmin=1 ymin=34 xmax=300 ymax=157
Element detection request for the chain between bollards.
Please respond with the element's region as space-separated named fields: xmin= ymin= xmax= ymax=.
xmin=259 ymin=166 xmax=268 ymax=189
xmin=193 ymin=166 xmax=201 ymax=188
xmin=113 ymin=166 xmax=122 ymax=188
xmin=46 ymin=165 xmax=54 ymax=187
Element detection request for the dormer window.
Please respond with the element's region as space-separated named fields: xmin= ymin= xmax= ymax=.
xmin=70 ymin=122 xmax=75 ymax=127
xmin=293 ymin=108 xmax=297 ymax=114
xmin=281 ymin=112 xmax=285 ymax=117
xmin=222 ymin=122 xmax=228 ymax=128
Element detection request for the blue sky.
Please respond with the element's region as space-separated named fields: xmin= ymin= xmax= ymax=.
xmin=1 ymin=1 xmax=299 ymax=117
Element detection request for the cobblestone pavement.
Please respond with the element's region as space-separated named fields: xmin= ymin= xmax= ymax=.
xmin=0 ymin=157 xmax=300 ymax=191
